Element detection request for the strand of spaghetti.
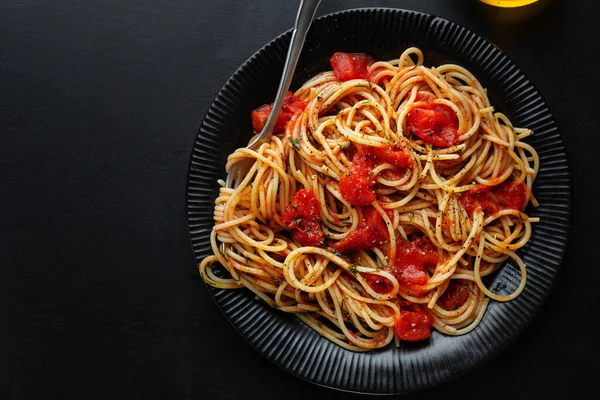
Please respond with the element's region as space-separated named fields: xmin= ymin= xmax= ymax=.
xmin=423 ymin=211 xmax=484 ymax=293
xmin=335 ymin=274 xmax=400 ymax=305
xmin=433 ymin=291 xmax=479 ymax=325
xmin=231 ymin=147 xmax=290 ymax=187
xmin=433 ymin=192 xmax=463 ymax=253
xmin=372 ymin=201 xmax=398 ymax=261
xmin=329 ymin=284 xmax=395 ymax=349
xmin=335 ymin=115 xmax=390 ymax=147
xmin=213 ymin=213 xmax=256 ymax=230
xmin=473 ymin=233 xmax=527 ymax=301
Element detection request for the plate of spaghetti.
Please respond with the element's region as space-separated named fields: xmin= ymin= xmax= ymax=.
xmin=187 ymin=8 xmax=570 ymax=394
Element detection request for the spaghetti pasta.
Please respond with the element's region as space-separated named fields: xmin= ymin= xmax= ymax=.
xmin=199 ymin=47 xmax=539 ymax=351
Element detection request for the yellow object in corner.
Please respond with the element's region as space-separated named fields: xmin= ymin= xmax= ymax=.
xmin=479 ymin=0 xmax=539 ymax=7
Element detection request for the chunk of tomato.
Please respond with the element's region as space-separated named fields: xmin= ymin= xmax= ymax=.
xmin=359 ymin=144 xmax=413 ymax=169
xmin=438 ymin=281 xmax=470 ymax=311
xmin=330 ymin=52 xmax=374 ymax=81
xmin=459 ymin=185 xmax=499 ymax=216
xmin=405 ymin=93 xmax=459 ymax=147
xmin=340 ymin=145 xmax=413 ymax=206
xmin=333 ymin=205 xmax=391 ymax=253
xmin=459 ymin=179 xmax=527 ymax=216
xmin=340 ymin=153 xmax=376 ymax=206
xmin=493 ymin=179 xmax=527 ymax=211
xmin=281 ymin=189 xmax=323 ymax=246
xmin=389 ymin=235 xmax=438 ymax=293
xmin=251 ymin=91 xmax=307 ymax=134
xmin=394 ymin=309 xmax=433 ymax=341
xmin=364 ymin=273 xmax=394 ymax=295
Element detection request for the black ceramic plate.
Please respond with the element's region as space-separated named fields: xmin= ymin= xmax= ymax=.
xmin=186 ymin=8 xmax=570 ymax=394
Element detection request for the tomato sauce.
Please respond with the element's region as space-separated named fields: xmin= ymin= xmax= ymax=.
xmin=360 ymin=144 xmax=413 ymax=169
xmin=493 ymin=179 xmax=528 ymax=211
xmin=438 ymin=281 xmax=470 ymax=310
xmin=393 ymin=308 xmax=433 ymax=341
xmin=251 ymin=91 xmax=307 ymax=134
xmin=361 ymin=235 xmax=438 ymax=296
xmin=330 ymin=52 xmax=374 ymax=81
xmin=340 ymin=153 xmax=376 ymax=206
xmin=329 ymin=52 xmax=394 ymax=86
xmin=459 ymin=179 xmax=527 ymax=216
xmin=388 ymin=235 xmax=438 ymax=293
xmin=340 ymin=145 xmax=412 ymax=206
xmin=333 ymin=205 xmax=391 ymax=253
xmin=405 ymin=92 xmax=459 ymax=147
xmin=281 ymin=189 xmax=323 ymax=246
xmin=364 ymin=273 xmax=394 ymax=295
xmin=368 ymin=66 xmax=390 ymax=85
xmin=365 ymin=234 xmax=438 ymax=340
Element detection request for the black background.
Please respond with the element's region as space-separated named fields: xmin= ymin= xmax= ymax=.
xmin=1 ymin=0 xmax=598 ymax=399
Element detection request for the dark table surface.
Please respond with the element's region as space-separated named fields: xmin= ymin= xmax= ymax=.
xmin=1 ymin=0 xmax=598 ymax=399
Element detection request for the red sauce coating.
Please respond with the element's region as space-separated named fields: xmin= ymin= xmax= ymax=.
xmin=361 ymin=144 xmax=413 ymax=169
xmin=493 ymin=179 xmax=528 ymax=211
xmin=459 ymin=179 xmax=527 ymax=216
xmin=390 ymin=296 xmax=413 ymax=309
xmin=251 ymin=92 xmax=307 ymax=134
xmin=405 ymin=92 xmax=459 ymax=147
xmin=281 ymin=189 xmax=323 ymax=246
xmin=438 ymin=281 xmax=470 ymax=310
xmin=368 ymin=66 xmax=389 ymax=85
xmin=333 ymin=205 xmax=391 ymax=253
xmin=329 ymin=52 xmax=393 ymax=87
xmin=340 ymin=153 xmax=377 ymax=206
xmin=388 ymin=236 xmax=438 ymax=293
xmin=459 ymin=185 xmax=498 ymax=216
xmin=394 ymin=309 xmax=433 ymax=341
xmin=363 ymin=235 xmax=438 ymax=295
xmin=364 ymin=273 xmax=394 ymax=295
xmin=340 ymin=145 xmax=412 ymax=206
xmin=330 ymin=52 xmax=374 ymax=81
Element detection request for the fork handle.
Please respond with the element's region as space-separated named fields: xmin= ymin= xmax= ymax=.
xmin=247 ymin=0 xmax=322 ymax=150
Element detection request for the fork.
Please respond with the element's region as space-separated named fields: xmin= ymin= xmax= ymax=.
xmin=224 ymin=0 xmax=321 ymax=188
